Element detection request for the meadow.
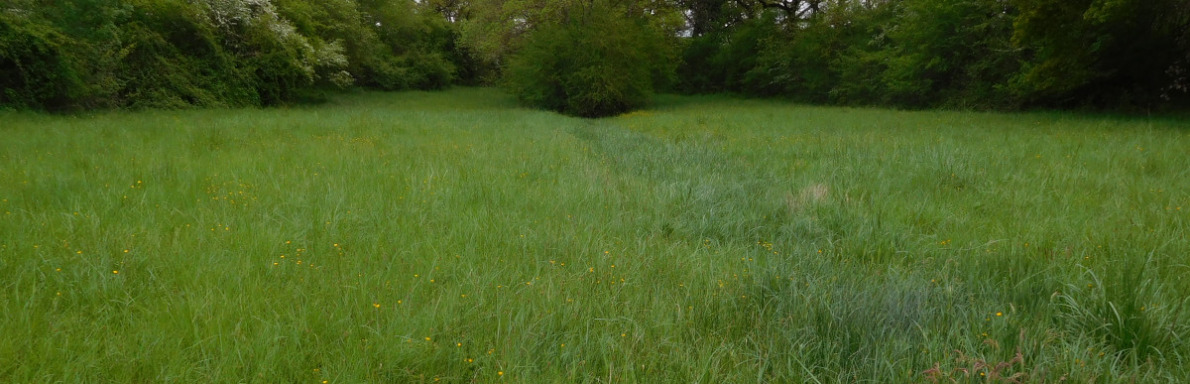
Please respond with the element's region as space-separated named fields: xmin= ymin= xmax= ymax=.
xmin=1 ymin=88 xmax=1188 ymax=382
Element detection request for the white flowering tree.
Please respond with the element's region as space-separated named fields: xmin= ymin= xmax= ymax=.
xmin=196 ymin=0 xmax=352 ymax=89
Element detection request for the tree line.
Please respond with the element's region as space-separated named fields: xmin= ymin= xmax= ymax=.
xmin=3 ymin=0 xmax=1188 ymax=116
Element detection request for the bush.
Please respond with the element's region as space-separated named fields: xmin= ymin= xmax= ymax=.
xmin=0 ymin=15 xmax=86 ymax=110
xmin=879 ymin=0 xmax=1019 ymax=109
xmin=504 ymin=1 xmax=672 ymax=117
xmin=1011 ymin=0 xmax=1186 ymax=108
xmin=273 ymin=0 xmax=456 ymax=92
xmin=114 ymin=0 xmax=256 ymax=108
xmin=676 ymin=15 xmax=774 ymax=96
xmin=1 ymin=0 xmax=466 ymax=111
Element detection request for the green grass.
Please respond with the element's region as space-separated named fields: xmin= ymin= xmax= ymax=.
xmin=1 ymin=88 xmax=1188 ymax=382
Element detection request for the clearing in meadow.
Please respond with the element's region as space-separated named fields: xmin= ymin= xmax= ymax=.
xmin=1 ymin=88 xmax=1188 ymax=382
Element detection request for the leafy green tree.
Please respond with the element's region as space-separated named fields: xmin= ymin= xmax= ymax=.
xmin=880 ymin=0 xmax=1019 ymax=108
xmin=0 ymin=14 xmax=86 ymax=110
xmin=6 ymin=0 xmax=1189 ymax=112
xmin=117 ymin=0 xmax=257 ymax=108
xmin=827 ymin=1 xmax=897 ymax=105
xmin=1165 ymin=2 xmax=1190 ymax=104
xmin=504 ymin=0 xmax=677 ymax=117
xmin=2 ymin=0 xmax=466 ymax=111
xmin=742 ymin=5 xmax=856 ymax=101
xmin=678 ymin=13 xmax=776 ymax=94
xmin=267 ymin=0 xmax=455 ymax=92
xmin=1011 ymin=0 xmax=1186 ymax=107
xmin=680 ymin=1 xmax=891 ymax=103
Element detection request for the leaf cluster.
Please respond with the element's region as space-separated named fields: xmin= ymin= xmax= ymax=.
xmin=0 ymin=0 xmax=464 ymax=111
xmin=677 ymin=0 xmax=1189 ymax=111
xmin=503 ymin=0 xmax=678 ymax=117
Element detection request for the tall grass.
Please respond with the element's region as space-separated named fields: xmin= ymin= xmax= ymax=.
xmin=1 ymin=89 xmax=1187 ymax=382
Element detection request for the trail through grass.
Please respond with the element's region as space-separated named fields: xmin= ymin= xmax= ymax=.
xmin=1 ymin=89 xmax=1188 ymax=382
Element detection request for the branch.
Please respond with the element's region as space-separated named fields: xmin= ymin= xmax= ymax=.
xmin=756 ymin=0 xmax=797 ymax=16
xmin=732 ymin=0 xmax=824 ymax=20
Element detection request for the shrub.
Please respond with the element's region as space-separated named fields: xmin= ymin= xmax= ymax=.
xmin=114 ymin=0 xmax=256 ymax=108
xmin=0 ymin=15 xmax=86 ymax=110
xmin=879 ymin=0 xmax=1019 ymax=109
xmin=1 ymin=0 xmax=465 ymax=111
xmin=504 ymin=1 xmax=672 ymax=117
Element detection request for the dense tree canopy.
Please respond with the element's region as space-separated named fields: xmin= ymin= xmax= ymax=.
xmin=2 ymin=0 xmax=1187 ymax=114
xmin=1 ymin=0 xmax=461 ymax=110
xmin=503 ymin=0 xmax=676 ymax=117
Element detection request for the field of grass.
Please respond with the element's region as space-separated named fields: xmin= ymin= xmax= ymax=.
xmin=1 ymin=88 xmax=1188 ymax=382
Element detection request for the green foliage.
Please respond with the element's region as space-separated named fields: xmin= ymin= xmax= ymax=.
xmin=113 ymin=0 xmax=255 ymax=108
xmin=6 ymin=0 xmax=1189 ymax=112
xmin=0 ymin=15 xmax=86 ymax=110
xmin=743 ymin=9 xmax=858 ymax=102
xmin=1 ymin=0 xmax=465 ymax=111
xmin=678 ymin=3 xmax=898 ymax=104
xmin=677 ymin=0 xmax=1187 ymax=111
xmin=677 ymin=14 xmax=777 ymax=95
xmin=272 ymin=0 xmax=457 ymax=92
xmin=828 ymin=7 xmax=896 ymax=106
xmin=880 ymin=0 xmax=1019 ymax=108
xmin=675 ymin=34 xmax=723 ymax=93
xmin=504 ymin=1 xmax=674 ymax=117
xmin=1011 ymin=0 xmax=1187 ymax=108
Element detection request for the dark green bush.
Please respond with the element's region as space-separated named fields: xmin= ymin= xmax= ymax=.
xmin=272 ymin=0 xmax=456 ymax=92
xmin=879 ymin=0 xmax=1019 ymax=109
xmin=0 ymin=15 xmax=86 ymax=110
xmin=678 ymin=5 xmax=893 ymax=104
xmin=1011 ymin=0 xmax=1187 ymax=108
xmin=743 ymin=16 xmax=840 ymax=101
xmin=505 ymin=1 xmax=672 ymax=117
xmin=1 ymin=0 xmax=466 ymax=111
xmin=113 ymin=0 xmax=255 ymax=108
xmin=676 ymin=15 xmax=774 ymax=96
